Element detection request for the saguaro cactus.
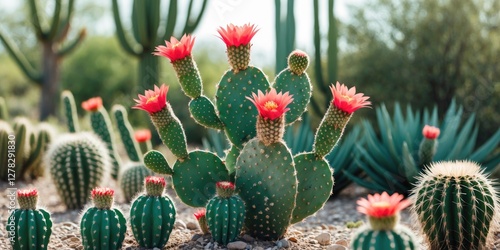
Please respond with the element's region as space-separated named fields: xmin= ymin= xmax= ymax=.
xmin=0 ymin=0 xmax=85 ymax=119
xmin=111 ymin=0 xmax=208 ymax=91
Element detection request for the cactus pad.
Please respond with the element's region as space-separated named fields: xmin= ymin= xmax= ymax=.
xmin=144 ymin=150 xmax=173 ymax=175
xmin=189 ymin=96 xmax=224 ymax=129
xmin=273 ymin=69 xmax=311 ymax=125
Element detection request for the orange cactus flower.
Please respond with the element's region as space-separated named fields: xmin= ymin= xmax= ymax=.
xmin=217 ymin=23 xmax=259 ymax=47
xmin=134 ymin=129 xmax=152 ymax=143
xmin=422 ymin=125 xmax=440 ymax=139
xmin=246 ymin=88 xmax=293 ymax=120
xmin=133 ymin=84 xmax=169 ymax=114
xmin=330 ymin=82 xmax=371 ymax=114
xmin=81 ymin=97 xmax=103 ymax=112
xmin=154 ymin=35 xmax=195 ymax=62
xmin=357 ymin=192 xmax=411 ymax=218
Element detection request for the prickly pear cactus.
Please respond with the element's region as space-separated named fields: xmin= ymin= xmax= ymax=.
xmin=45 ymin=132 xmax=110 ymax=209
xmin=80 ymin=188 xmax=126 ymax=250
xmin=130 ymin=176 xmax=176 ymax=249
xmin=206 ymin=182 xmax=245 ymax=245
xmin=412 ymin=161 xmax=500 ymax=250
xmin=119 ymin=163 xmax=153 ymax=202
xmin=7 ymin=189 xmax=52 ymax=250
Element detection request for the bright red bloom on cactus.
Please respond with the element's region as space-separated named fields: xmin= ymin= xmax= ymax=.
xmin=194 ymin=208 xmax=206 ymax=220
xmin=357 ymin=192 xmax=411 ymax=218
xmin=133 ymin=84 xmax=169 ymax=114
xmin=17 ymin=188 xmax=38 ymax=198
xmin=145 ymin=176 xmax=166 ymax=187
xmin=217 ymin=23 xmax=259 ymax=47
xmin=91 ymin=187 xmax=114 ymax=199
xmin=81 ymin=97 xmax=102 ymax=111
xmin=134 ymin=129 xmax=152 ymax=142
xmin=422 ymin=125 xmax=440 ymax=139
xmin=154 ymin=35 xmax=195 ymax=62
xmin=330 ymin=82 xmax=371 ymax=114
xmin=216 ymin=181 xmax=235 ymax=190
xmin=246 ymin=88 xmax=293 ymax=120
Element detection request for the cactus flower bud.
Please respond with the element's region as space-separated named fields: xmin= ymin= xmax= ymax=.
xmin=194 ymin=209 xmax=209 ymax=234
xmin=81 ymin=97 xmax=102 ymax=112
xmin=422 ymin=125 xmax=440 ymax=139
xmin=288 ymin=50 xmax=310 ymax=75
xmin=145 ymin=176 xmax=166 ymax=196
xmin=17 ymin=188 xmax=38 ymax=210
xmin=134 ymin=129 xmax=152 ymax=143
xmin=91 ymin=187 xmax=115 ymax=209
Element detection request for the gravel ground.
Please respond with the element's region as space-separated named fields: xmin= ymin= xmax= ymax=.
xmin=1 ymin=175 xmax=499 ymax=250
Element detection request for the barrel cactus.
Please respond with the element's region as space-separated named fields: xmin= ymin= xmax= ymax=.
xmin=44 ymin=132 xmax=110 ymax=209
xmin=206 ymin=181 xmax=245 ymax=245
xmin=6 ymin=189 xmax=52 ymax=250
xmin=351 ymin=192 xmax=417 ymax=250
xmin=130 ymin=176 xmax=176 ymax=249
xmin=80 ymin=187 xmax=126 ymax=250
xmin=412 ymin=160 xmax=500 ymax=250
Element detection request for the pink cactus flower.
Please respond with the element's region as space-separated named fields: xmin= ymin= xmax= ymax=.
xmin=194 ymin=208 xmax=206 ymax=220
xmin=217 ymin=23 xmax=259 ymax=47
xmin=357 ymin=192 xmax=411 ymax=218
xmin=330 ymin=82 xmax=371 ymax=114
xmin=154 ymin=35 xmax=195 ymax=62
xmin=422 ymin=125 xmax=440 ymax=139
xmin=91 ymin=187 xmax=114 ymax=199
xmin=81 ymin=97 xmax=103 ymax=112
xmin=133 ymin=84 xmax=169 ymax=114
xmin=17 ymin=188 xmax=38 ymax=198
xmin=246 ymin=88 xmax=293 ymax=120
xmin=145 ymin=176 xmax=166 ymax=187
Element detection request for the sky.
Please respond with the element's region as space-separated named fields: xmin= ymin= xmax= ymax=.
xmin=0 ymin=0 xmax=361 ymax=65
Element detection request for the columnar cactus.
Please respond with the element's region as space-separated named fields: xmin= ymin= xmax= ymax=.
xmin=206 ymin=181 xmax=245 ymax=245
xmin=7 ymin=189 xmax=52 ymax=250
xmin=61 ymin=90 xmax=80 ymax=133
xmin=80 ymin=188 xmax=126 ymax=250
xmin=139 ymin=23 xmax=370 ymax=240
xmin=412 ymin=160 xmax=500 ymax=250
xmin=44 ymin=132 xmax=109 ymax=209
xmin=418 ymin=125 xmax=440 ymax=166
xmin=351 ymin=192 xmax=417 ymax=250
xmin=130 ymin=176 xmax=176 ymax=249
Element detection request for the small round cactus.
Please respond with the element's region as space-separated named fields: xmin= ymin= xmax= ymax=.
xmin=6 ymin=189 xmax=52 ymax=250
xmin=412 ymin=160 xmax=499 ymax=250
xmin=130 ymin=176 xmax=176 ymax=249
xmin=80 ymin=188 xmax=126 ymax=250
xmin=287 ymin=49 xmax=309 ymax=75
xmin=351 ymin=192 xmax=417 ymax=250
xmin=119 ymin=163 xmax=153 ymax=202
xmin=206 ymin=181 xmax=245 ymax=245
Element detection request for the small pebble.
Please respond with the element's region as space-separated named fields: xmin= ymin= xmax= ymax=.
xmin=326 ymin=244 xmax=348 ymax=250
xmin=288 ymin=236 xmax=298 ymax=243
xmin=277 ymin=239 xmax=290 ymax=248
xmin=254 ymin=247 xmax=264 ymax=250
xmin=187 ymin=221 xmax=199 ymax=230
xmin=175 ymin=220 xmax=187 ymax=229
xmin=335 ymin=239 xmax=349 ymax=246
xmin=315 ymin=232 xmax=331 ymax=245
xmin=204 ymin=242 xmax=212 ymax=249
xmin=191 ymin=234 xmax=202 ymax=241
xmin=227 ymin=241 xmax=248 ymax=249
xmin=242 ymin=234 xmax=255 ymax=242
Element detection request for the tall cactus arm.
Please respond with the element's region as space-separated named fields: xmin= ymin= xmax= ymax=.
xmin=160 ymin=0 xmax=178 ymax=42
xmin=57 ymin=28 xmax=86 ymax=57
xmin=28 ymin=0 xmax=47 ymax=39
xmin=146 ymin=0 xmax=161 ymax=45
xmin=112 ymin=0 xmax=141 ymax=56
xmin=47 ymin=0 xmax=62 ymax=40
xmin=132 ymin=0 xmax=149 ymax=46
xmin=0 ymin=32 xmax=42 ymax=84
xmin=286 ymin=0 xmax=296 ymax=53
xmin=327 ymin=0 xmax=337 ymax=85
xmin=55 ymin=0 xmax=75 ymax=42
xmin=181 ymin=0 xmax=209 ymax=35
xmin=310 ymin=0 xmax=328 ymax=116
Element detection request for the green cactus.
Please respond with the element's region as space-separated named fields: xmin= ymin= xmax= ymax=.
xmin=80 ymin=188 xmax=126 ymax=250
xmin=0 ymin=96 xmax=8 ymax=120
xmin=45 ymin=132 xmax=109 ymax=209
xmin=119 ymin=162 xmax=153 ymax=202
xmin=412 ymin=161 xmax=500 ymax=250
xmin=112 ymin=105 xmax=142 ymax=162
xmin=61 ymin=90 xmax=80 ymax=133
xmin=351 ymin=225 xmax=417 ymax=250
xmin=6 ymin=189 xmax=52 ymax=250
xmin=206 ymin=181 xmax=245 ymax=245
xmin=130 ymin=176 xmax=176 ymax=249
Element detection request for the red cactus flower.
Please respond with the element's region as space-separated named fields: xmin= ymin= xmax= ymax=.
xmin=17 ymin=188 xmax=38 ymax=198
xmin=91 ymin=187 xmax=114 ymax=199
xmin=330 ymin=82 xmax=371 ymax=114
xmin=133 ymin=84 xmax=169 ymax=114
xmin=194 ymin=208 xmax=206 ymax=220
xmin=216 ymin=181 xmax=235 ymax=190
xmin=154 ymin=34 xmax=195 ymax=62
xmin=145 ymin=176 xmax=166 ymax=187
xmin=357 ymin=192 xmax=411 ymax=218
xmin=81 ymin=97 xmax=103 ymax=112
xmin=246 ymin=88 xmax=293 ymax=120
xmin=134 ymin=129 xmax=152 ymax=142
xmin=217 ymin=23 xmax=259 ymax=47
xmin=423 ymin=125 xmax=440 ymax=139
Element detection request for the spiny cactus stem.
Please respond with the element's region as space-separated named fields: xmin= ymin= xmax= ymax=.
xmin=17 ymin=189 xmax=38 ymax=210
xmin=227 ymin=44 xmax=251 ymax=73
xmin=171 ymin=56 xmax=203 ymax=98
xmin=313 ymin=104 xmax=352 ymax=158
xmin=216 ymin=181 xmax=236 ymax=198
xmin=150 ymin=105 xmax=188 ymax=160
xmin=256 ymin=115 xmax=285 ymax=145
xmin=368 ymin=214 xmax=399 ymax=231
xmin=418 ymin=138 xmax=437 ymax=166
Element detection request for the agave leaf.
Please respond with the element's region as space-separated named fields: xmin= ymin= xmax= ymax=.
xmin=402 ymin=142 xmax=418 ymax=182
xmin=469 ymin=129 xmax=500 ymax=163
xmin=444 ymin=114 xmax=476 ymax=160
xmin=342 ymin=168 xmax=388 ymax=193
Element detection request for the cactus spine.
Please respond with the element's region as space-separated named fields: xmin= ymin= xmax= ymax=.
xmin=206 ymin=182 xmax=245 ymax=245
xmin=130 ymin=176 xmax=176 ymax=249
xmin=7 ymin=189 xmax=52 ymax=250
xmin=80 ymin=188 xmax=126 ymax=250
xmin=412 ymin=161 xmax=499 ymax=250
xmin=45 ymin=132 xmax=109 ymax=209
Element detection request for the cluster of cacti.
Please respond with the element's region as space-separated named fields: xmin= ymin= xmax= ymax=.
xmin=6 ymin=188 xmax=52 ymax=250
xmin=412 ymin=160 xmax=500 ymax=250
xmin=80 ymin=187 xmax=126 ymax=250
xmin=0 ymin=117 xmax=54 ymax=181
xmin=44 ymin=132 xmax=110 ymax=209
xmin=206 ymin=181 xmax=245 ymax=245
xmin=136 ymin=23 xmax=370 ymax=240
xmin=351 ymin=192 xmax=417 ymax=250
xmin=130 ymin=176 xmax=176 ymax=249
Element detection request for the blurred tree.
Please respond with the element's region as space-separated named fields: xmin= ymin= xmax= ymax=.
xmin=0 ymin=0 xmax=86 ymax=120
xmin=341 ymin=0 xmax=500 ymax=141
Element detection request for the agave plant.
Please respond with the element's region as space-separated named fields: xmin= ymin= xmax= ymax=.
xmin=347 ymin=100 xmax=500 ymax=195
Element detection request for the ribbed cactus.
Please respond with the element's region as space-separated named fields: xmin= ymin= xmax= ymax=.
xmin=61 ymin=90 xmax=80 ymax=133
xmin=0 ymin=0 xmax=85 ymax=119
xmin=130 ymin=176 xmax=176 ymax=249
xmin=80 ymin=188 xmax=126 ymax=250
xmin=412 ymin=161 xmax=500 ymax=250
xmin=45 ymin=132 xmax=109 ymax=209
xmin=120 ymin=162 xmax=153 ymax=202
xmin=139 ymin=24 xmax=370 ymax=240
xmin=206 ymin=182 xmax=245 ymax=245
xmin=351 ymin=192 xmax=417 ymax=250
xmin=6 ymin=189 xmax=52 ymax=250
